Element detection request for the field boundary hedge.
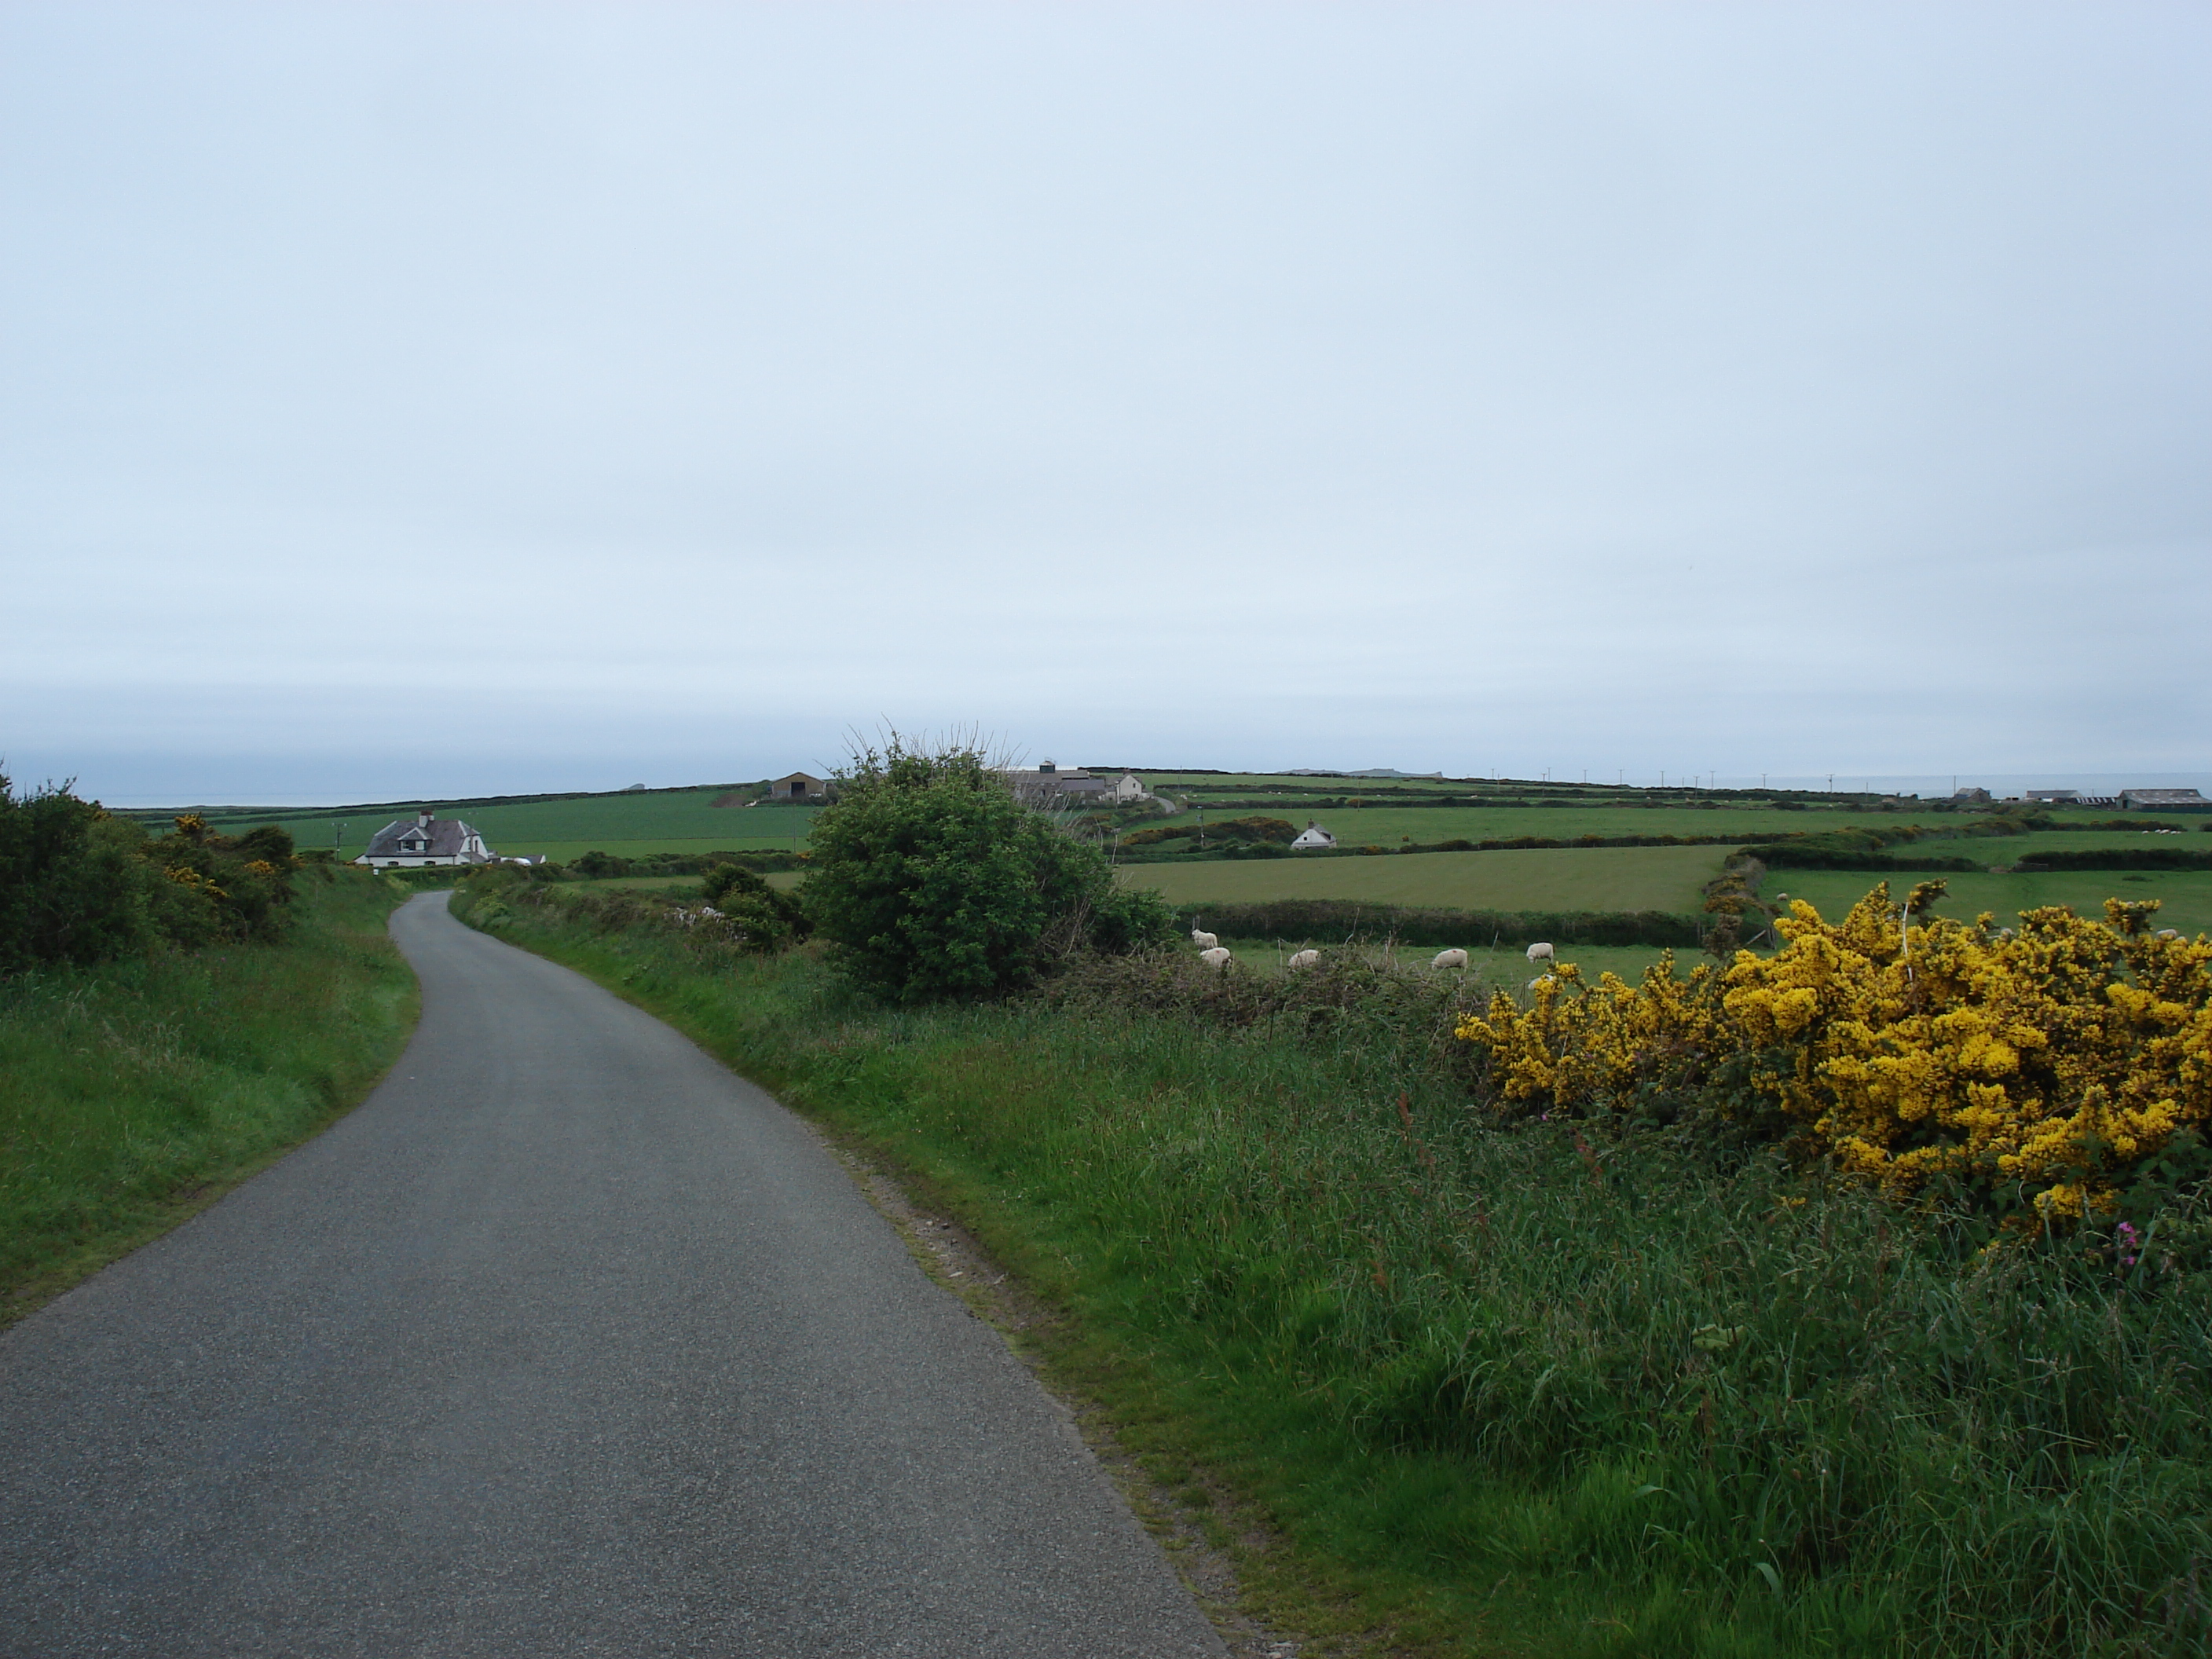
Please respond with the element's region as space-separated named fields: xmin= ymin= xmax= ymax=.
xmin=2015 ymin=848 xmax=2212 ymax=873
xmin=1170 ymin=898 xmax=1703 ymax=947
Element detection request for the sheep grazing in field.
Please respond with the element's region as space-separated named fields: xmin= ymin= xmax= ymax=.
xmin=1287 ymin=948 xmax=1320 ymax=970
xmin=1190 ymin=928 xmax=1219 ymax=950
xmin=1525 ymin=942 xmax=1555 ymax=965
xmin=1199 ymin=947 xmax=1233 ymax=970
xmin=1431 ymin=948 xmax=1469 ymax=970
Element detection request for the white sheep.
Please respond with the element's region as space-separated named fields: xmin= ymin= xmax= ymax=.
xmin=1199 ymin=947 xmax=1233 ymax=970
xmin=1190 ymin=929 xmax=1219 ymax=950
xmin=1525 ymin=942 xmax=1555 ymax=964
xmin=2157 ymin=928 xmax=2181 ymax=939
xmin=1287 ymin=948 xmax=1320 ymax=970
xmin=1431 ymin=948 xmax=1469 ymax=969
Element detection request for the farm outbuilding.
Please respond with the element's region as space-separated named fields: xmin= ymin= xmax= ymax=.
xmin=1290 ymin=821 xmax=1337 ymax=850
xmin=2122 ymin=788 xmax=2210 ymax=812
xmin=769 ymin=771 xmax=827 ymax=802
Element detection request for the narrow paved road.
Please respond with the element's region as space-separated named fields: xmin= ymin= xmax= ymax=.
xmin=0 ymin=892 xmax=1225 ymax=1657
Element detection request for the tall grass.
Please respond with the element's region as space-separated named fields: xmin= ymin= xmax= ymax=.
xmin=0 ymin=869 xmax=415 ymax=1307
xmin=462 ymin=884 xmax=2212 ymax=1657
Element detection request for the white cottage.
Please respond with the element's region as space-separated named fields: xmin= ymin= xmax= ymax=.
xmin=1290 ymin=820 xmax=1336 ymax=850
xmin=354 ymin=809 xmax=496 ymax=868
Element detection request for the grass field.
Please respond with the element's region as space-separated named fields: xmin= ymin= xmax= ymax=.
xmin=1119 ymin=843 xmax=1724 ymax=914
xmin=0 ymin=870 xmax=416 ymax=1317
xmin=1203 ymin=935 xmax=1698 ymax=988
xmin=191 ymin=789 xmax=819 ymax=862
xmin=168 ymin=772 xmax=2205 ymax=878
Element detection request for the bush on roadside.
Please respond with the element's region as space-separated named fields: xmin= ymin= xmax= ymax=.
xmin=701 ymin=861 xmax=810 ymax=951
xmin=0 ymin=778 xmax=301 ymax=973
xmin=804 ymin=737 xmax=1174 ymax=1001
xmin=1459 ymin=881 xmax=2212 ymax=1226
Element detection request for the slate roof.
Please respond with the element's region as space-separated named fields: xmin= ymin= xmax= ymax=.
xmin=362 ymin=817 xmax=487 ymax=859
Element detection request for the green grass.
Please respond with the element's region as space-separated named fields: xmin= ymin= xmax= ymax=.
xmin=456 ymin=888 xmax=2212 ymax=1657
xmin=0 ymin=869 xmax=417 ymax=1316
xmin=1771 ymin=870 xmax=2212 ymax=939
xmin=196 ymin=789 xmax=819 ymax=862
xmin=1206 ymin=936 xmax=1703 ymax=988
xmin=1119 ymin=844 xmax=1725 ymax=914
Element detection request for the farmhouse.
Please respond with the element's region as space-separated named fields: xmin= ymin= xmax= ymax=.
xmin=1290 ymin=821 xmax=1337 ymax=850
xmin=768 ymin=771 xmax=827 ymax=802
xmin=1006 ymin=760 xmax=1108 ymax=803
xmin=354 ymin=809 xmax=494 ymax=868
xmin=2122 ymin=788 xmax=2210 ymax=812
xmin=1109 ymin=772 xmax=1151 ymax=804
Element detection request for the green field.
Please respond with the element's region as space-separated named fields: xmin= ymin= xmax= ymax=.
xmin=1199 ymin=936 xmax=1698 ymax=987
xmin=168 ymin=774 xmax=2209 ymax=919
xmin=188 ymin=789 xmax=820 ymax=862
xmin=1118 ymin=843 xmax=1723 ymax=914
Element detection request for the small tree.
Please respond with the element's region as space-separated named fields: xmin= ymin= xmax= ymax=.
xmin=804 ymin=736 xmax=1173 ymax=1001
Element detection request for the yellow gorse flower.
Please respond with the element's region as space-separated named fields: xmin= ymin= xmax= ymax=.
xmin=1456 ymin=884 xmax=2212 ymax=1221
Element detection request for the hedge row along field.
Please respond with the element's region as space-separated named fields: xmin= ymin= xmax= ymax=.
xmin=1160 ymin=896 xmax=1704 ymax=948
xmin=453 ymin=856 xmax=2212 ymax=1659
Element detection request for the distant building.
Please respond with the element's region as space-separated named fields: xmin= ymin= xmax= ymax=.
xmin=1952 ymin=786 xmax=1992 ymax=803
xmin=1290 ymin=821 xmax=1337 ymax=850
xmin=2024 ymin=789 xmax=2080 ymax=803
xmin=1005 ymin=760 xmax=1108 ymax=803
xmin=2122 ymin=788 xmax=2210 ymax=811
xmin=768 ymin=771 xmax=827 ymax=802
xmin=1108 ymin=772 xmax=1150 ymax=804
xmin=355 ymin=809 xmax=494 ymax=868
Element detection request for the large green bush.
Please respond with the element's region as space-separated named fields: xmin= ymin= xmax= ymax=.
xmin=0 ymin=777 xmax=298 ymax=974
xmin=804 ymin=739 xmax=1173 ymax=1000
xmin=0 ymin=778 xmax=159 ymax=972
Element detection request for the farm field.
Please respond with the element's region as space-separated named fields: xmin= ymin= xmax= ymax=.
xmin=170 ymin=771 xmax=2206 ymax=882
xmin=1118 ymin=843 xmax=1724 ymax=914
xmin=1133 ymin=793 xmax=2189 ymax=857
xmin=189 ymin=790 xmax=819 ymax=862
xmin=1199 ymin=936 xmax=1696 ymax=987
xmin=1771 ymin=868 xmax=2212 ymax=939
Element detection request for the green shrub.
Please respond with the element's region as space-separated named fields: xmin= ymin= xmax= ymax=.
xmin=0 ymin=780 xmax=302 ymax=972
xmin=0 ymin=778 xmax=160 ymax=972
xmin=701 ymin=861 xmax=810 ymax=950
xmin=804 ymin=738 xmax=1174 ymax=1000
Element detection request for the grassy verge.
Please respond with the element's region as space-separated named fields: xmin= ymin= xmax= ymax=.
xmin=0 ymin=869 xmax=417 ymax=1318
xmin=457 ymin=883 xmax=2212 ymax=1659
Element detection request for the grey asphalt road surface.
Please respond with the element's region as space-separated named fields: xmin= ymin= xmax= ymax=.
xmin=0 ymin=892 xmax=1226 ymax=1658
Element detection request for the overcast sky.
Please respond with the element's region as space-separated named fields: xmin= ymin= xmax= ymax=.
xmin=4 ymin=2 xmax=2207 ymax=804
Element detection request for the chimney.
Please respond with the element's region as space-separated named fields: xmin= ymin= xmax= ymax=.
xmin=417 ymin=809 xmax=434 ymax=828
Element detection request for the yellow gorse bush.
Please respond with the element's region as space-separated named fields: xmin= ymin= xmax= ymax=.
xmin=1457 ymin=884 xmax=2212 ymax=1220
